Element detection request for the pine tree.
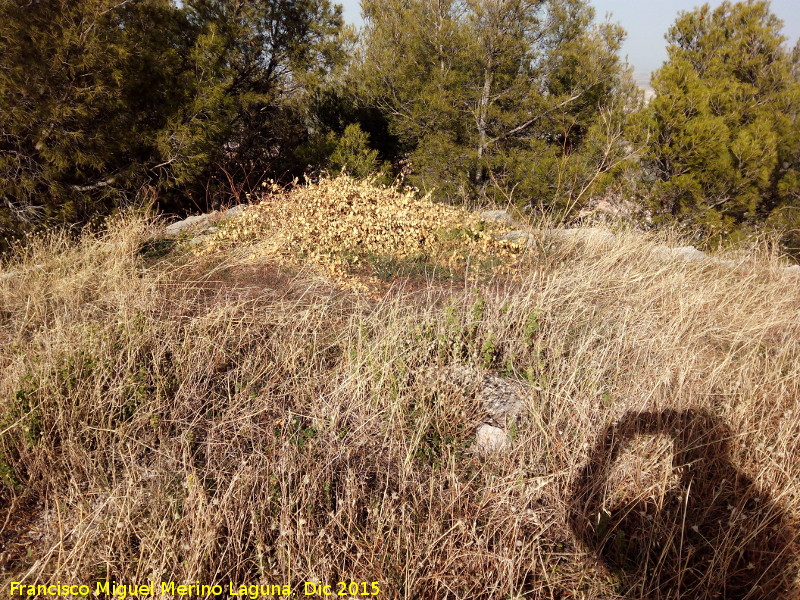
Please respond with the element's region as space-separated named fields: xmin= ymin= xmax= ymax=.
xmin=0 ymin=0 xmax=190 ymax=232
xmin=645 ymin=1 xmax=800 ymax=243
xmin=169 ymin=0 xmax=344 ymax=195
xmin=356 ymin=0 xmax=639 ymax=211
xmin=0 ymin=0 xmax=344 ymax=247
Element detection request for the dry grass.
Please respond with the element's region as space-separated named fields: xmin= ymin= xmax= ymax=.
xmin=1 ymin=186 xmax=799 ymax=599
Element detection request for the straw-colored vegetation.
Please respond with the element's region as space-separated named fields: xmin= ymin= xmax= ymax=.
xmin=1 ymin=180 xmax=799 ymax=598
xmin=196 ymin=176 xmax=524 ymax=294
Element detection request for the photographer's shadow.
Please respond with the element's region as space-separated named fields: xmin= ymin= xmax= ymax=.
xmin=570 ymin=409 xmax=799 ymax=599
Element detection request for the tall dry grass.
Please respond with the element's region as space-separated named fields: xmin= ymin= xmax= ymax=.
xmin=0 ymin=210 xmax=799 ymax=599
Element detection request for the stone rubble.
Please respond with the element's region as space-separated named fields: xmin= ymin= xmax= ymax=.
xmin=159 ymin=203 xmax=800 ymax=276
xmin=164 ymin=205 xmax=247 ymax=237
xmin=4 ymin=202 xmax=799 ymax=281
xmin=479 ymin=209 xmax=516 ymax=225
xmin=418 ymin=364 xmax=528 ymax=455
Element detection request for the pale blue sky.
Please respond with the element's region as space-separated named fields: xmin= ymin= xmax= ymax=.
xmin=337 ymin=0 xmax=800 ymax=89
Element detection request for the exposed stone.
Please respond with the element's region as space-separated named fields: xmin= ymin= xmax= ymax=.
xmin=577 ymin=197 xmax=644 ymax=221
xmin=475 ymin=424 xmax=510 ymax=453
xmin=650 ymin=245 xmax=673 ymax=260
xmin=164 ymin=212 xmax=218 ymax=237
xmin=500 ymin=230 xmax=535 ymax=246
xmin=224 ymin=205 xmax=246 ymax=218
xmin=651 ymin=244 xmax=707 ymax=263
xmin=480 ymin=210 xmax=515 ymax=225
xmin=418 ymin=364 xmax=528 ymax=454
xmin=419 ymin=364 xmax=527 ymax=421
xmin=186 ymin=234 xmax=219 ymax=247
xmin=477 ymin=373 xmax=527 ymax=424
xmin=671 ymin=246 xmax=707 ymax=262
xmin=163 ymin=205 xmax=247 ymax=238
xmin=436 ymin=364 xmax=484 ymax=391
xmin=547 ymin=228 xmax=617 ymax=245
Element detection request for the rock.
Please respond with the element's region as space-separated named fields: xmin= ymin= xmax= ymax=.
xmin=480 ymin=210 xmax=515 ymax=225
xmin=671 ymin=246 xmax=707 ymax=262
xmin=500 ymin=230 xmax=535 ymax=246
xmin=578 ymin=197 xmax=643 ymax=221
xmin=419 ymin=365 xmax=527 ymax=423
xmin=164 ymin=212 xmax=218 ymax=237
xmin=547 ymin=228 xmax=616 ymax=245
xmin=224 ymin=205 xmax=246 ymax=218
xmin=418 ymin=364 xmax=528 ymax=455
xmin=475 ymin=424 xmax=510 ymax=453
xmin=650 ymin=245 xmax=674 ymax=260
xmin=587 ymin=228 xmax=618 ymax=245
xmin=186 ymin=233 xmax=216 ymax=246
xmin=651 ymin=244 xmax=707 ymax=263
xmin=164 ymin=205 xmax=244 ymax=238
xmin=438 ymin=364 xmax=484 ymax=390
xmin=477 ymin=373 xmax=526 ymax=424
xmin=595 ymin=200 xmax=622 ymax=217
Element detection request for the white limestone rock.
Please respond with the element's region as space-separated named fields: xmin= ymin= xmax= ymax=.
xmin=651 ymin=244 xmax=707 ymax=263
xmin=480 ymin=210 xmax=515 ymax=225
xmin=475 ymin=424 xmax=510 ymax=453
xmin=164 ymin=212 xmax=218 ymax=237
xmin=224 ymin=205 xmax=246 ymax=218
xmin=500 ymin=230 xmax=535 ymax=246
xmin=671 ymin=246 xmax=708 ymax=262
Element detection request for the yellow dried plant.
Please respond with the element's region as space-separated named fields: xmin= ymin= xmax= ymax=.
xmin=195 ymin=175 xmax=523 ymax=292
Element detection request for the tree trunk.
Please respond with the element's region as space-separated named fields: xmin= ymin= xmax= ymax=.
xmin=476 ymin=60 xmax=493 ymax=185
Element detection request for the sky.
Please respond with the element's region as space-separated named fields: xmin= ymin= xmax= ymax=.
xmin=337 ymin=0 xmax=800 ymax=89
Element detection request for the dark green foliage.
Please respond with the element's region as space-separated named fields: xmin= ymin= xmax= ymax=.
xmin=328 ymin=124 xmax=384 ymax=178
xmin=172 ymin=0 xmax=344 ymax=201
xmin=3 ymin=0 xmax=798 ymax=254
xmin=355 ymin=0 xmax=641 ymax=212
xmin=310 ymin=86 xmax=402 ymax=162
xmin=0 ymin=0 xmax=344 ymax=249
xmin=644 ymin=1 xmax=800 ymax=245
xmin=0 ymin=0 xmax=192 ymax=229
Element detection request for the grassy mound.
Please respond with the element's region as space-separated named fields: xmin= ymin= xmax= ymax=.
xmin=0 ymin=192 xmax=799 ymax=598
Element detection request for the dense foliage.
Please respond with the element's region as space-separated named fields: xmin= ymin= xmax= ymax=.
xmin=354 ymin=0 xmax=641 ymax=210
xmin=0 ymin=0 xmax=342 ymax=247
xmin=644 ymin=1 xmax=800 ymax=247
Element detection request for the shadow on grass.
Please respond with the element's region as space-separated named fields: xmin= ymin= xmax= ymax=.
xmin=570 ymin=409 xmax=799 ymax=599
